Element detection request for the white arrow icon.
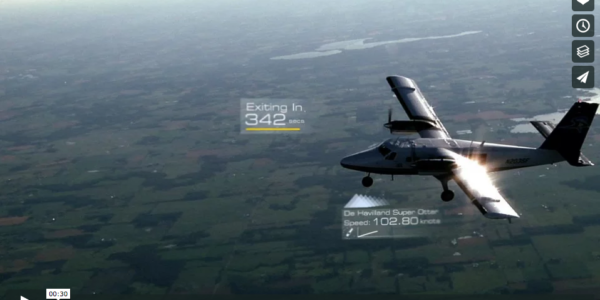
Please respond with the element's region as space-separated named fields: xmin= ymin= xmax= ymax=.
xmin=21 ymin=296 xmax=28 ymax=300
xmin=577 ymin=71 xmax=590 ymax=84
xmin=578 ymin=0 xmax=590 ymax=5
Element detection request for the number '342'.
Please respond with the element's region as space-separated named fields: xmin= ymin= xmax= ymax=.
xmin=245 ymin=113 xmax=286 ymax=125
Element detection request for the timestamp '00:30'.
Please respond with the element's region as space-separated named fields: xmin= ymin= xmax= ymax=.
xmin=46 ymin=288 xmax=70 ymax=299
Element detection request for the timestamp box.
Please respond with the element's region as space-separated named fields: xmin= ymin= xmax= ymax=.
xmin=240 ymin=98 xmax=310 ymax=134
xmin=46 ymin=288 xmax=70 ymax=299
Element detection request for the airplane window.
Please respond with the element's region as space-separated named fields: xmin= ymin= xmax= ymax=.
xmin=378 ymin=144 xmax=391 ymax=156
xmin=385 ymin=152 xmax=396 ymax=160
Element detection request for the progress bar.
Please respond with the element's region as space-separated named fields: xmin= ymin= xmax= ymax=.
xmin=246 ymin=128 xmax=301 ymax=131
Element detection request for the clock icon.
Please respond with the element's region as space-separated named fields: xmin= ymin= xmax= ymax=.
xmin=573 ymin=15 xmax=595 ymax=37
xmin=577 ymin=19 xmax=591 ymax=33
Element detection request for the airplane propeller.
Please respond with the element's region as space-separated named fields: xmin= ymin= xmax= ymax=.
xmin=384 ymin=107 xmax=423 ymax=135
xmin=384 ymin=107 xmax=393 ymax=132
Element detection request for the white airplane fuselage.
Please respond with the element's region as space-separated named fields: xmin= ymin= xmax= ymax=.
xmin=340 ymin=137 xmax=564 ymax=176
xmin=342 ymin=75 xmax=598 ymax=219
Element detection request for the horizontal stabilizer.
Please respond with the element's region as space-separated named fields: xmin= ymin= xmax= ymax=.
xmin=576 ymin=152 xmax=594 ymax=166
xmin=530 ymin=120 xmax=555 ymax=138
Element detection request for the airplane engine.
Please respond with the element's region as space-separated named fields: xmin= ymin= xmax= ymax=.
xmin=384 ymin=120 xmax=438 ymax=134
xmin=385 ymin=120 xmax=419 ymax=134
xmin=384 ymin=108 xmax=439 ymax=134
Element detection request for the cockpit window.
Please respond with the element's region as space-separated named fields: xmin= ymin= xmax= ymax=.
xmin=378 ymin=144 xmax=391 ymax=156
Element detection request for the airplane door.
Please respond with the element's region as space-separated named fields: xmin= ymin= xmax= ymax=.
xmin=466 ymin=153 xmax=488 ymax=164
xmin=410 ymin=141 xmax=417 ymax=161
xmin=472 ymin=153 xmax=488 ymax=164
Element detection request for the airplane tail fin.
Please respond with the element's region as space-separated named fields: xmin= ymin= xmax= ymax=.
xmin=538 ymin=101 xmax=599 ymax=166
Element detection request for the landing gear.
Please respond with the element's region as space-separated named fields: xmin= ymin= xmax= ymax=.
xmin=441 ymin=190 xmax=454 ymax=202
xmin=362 ymin=175 xmax=373 ymax=187
xmin=435 ymin=175 xmax=454 ymax=202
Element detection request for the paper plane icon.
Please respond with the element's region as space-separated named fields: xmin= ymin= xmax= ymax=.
xmin=578 ymin=0 xmax=590 ymax=5
xmin=573 ymin=66 xmax=594 ymax=88
xmin=578 ymin=71 xmax=590 ymax=83
xmin=21 ymin=296 xmax=28 ymax=300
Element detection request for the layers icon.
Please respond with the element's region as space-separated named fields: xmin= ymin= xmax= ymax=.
xmin=577 ymin=45 xmax=590 ymax=58
xmin=572 ymin=40 xmax=594 ymax=63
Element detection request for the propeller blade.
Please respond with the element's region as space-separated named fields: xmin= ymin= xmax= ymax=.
xmin=384 ymin=108 xmax=394 ymax=133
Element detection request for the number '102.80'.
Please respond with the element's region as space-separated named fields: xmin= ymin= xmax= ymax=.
xmin=373 ymin=217 xmax=419 ymax=226
xmin=245 ymin=113 xmax=286 ymax=126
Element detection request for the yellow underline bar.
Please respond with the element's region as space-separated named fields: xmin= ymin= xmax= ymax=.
xmin=246 ymin=128 xmax=301 ymax=131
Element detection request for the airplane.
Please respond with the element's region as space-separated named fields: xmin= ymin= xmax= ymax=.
xmin=340 ymin=76 xmax=599 ymax=220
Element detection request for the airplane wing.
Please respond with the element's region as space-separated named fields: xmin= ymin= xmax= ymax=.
xmin=386 ymin=76 xmax=451 ymax=139
xmin=445 ymin=150 xmax=520 ymax=219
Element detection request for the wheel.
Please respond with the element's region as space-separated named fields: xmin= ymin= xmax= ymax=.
xmin=362 ymin=176 xmax=373 ymax=187
xmin=441 ymin=190 xmax=454 ymax=202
